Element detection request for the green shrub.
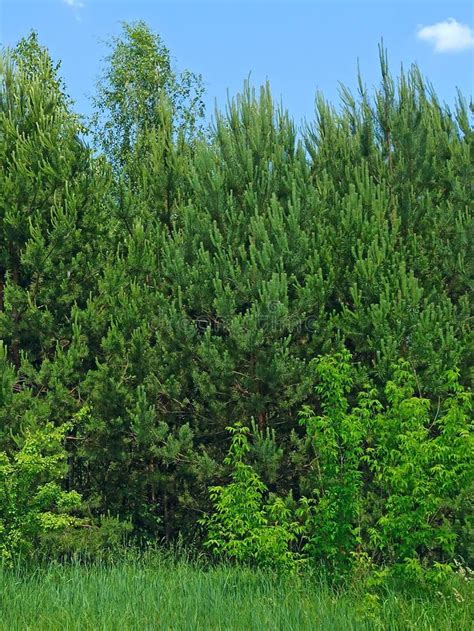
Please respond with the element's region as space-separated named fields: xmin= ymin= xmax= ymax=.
xmin=296 ymin=351 xmax=364 ymax=573
xmin=0 ymin=420 xmax=81 ymax=564
xmin=299 ymin=354 xmax=473 ymax=583
xmin=39 ymin=514 xmax=133 ymax=562
xmin=200 ymin=423 xmax=303 ymax=572
xmin=201 ymin=354 xmax=473 ymax=584
xmin=363 ymin=361 xmax=473 ymax=584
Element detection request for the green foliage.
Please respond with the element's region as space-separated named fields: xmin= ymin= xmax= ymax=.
xmin=39 ymin=514 xmax=133 ymax=562
xmin=0 ymin=26 xmax=472 ymax=582
xmin=0 ymin=38 xmax=110 ymax=371
xmin=71 ymin=57 xmax=471 ymax=542
xmin=200 ymin=423 xmax=302 ymax=572
xmin=10 ymin=31 xmax=70 ymax=109
xmin=200 ymin=354 xmax=472 ymax=584
xmin=363 ymin=361 xmax=473 ymax=584
xmin=297 ymin=351 xmax=364 ymax=572
xmin=0 ymin=418 xmax=81 ymax=563
xmin=296 ymin=353 xmax=472 ymax=582
xmin=92 ymin=21 xmax=205 ymax=164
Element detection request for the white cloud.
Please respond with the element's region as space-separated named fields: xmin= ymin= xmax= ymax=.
xmin=62 ymin=0 xmax=84 ymax=9
xmin=62 ymin=0 xmax=84 ymax=22
xmin=417 ymin=18 xmax=474 ymax=53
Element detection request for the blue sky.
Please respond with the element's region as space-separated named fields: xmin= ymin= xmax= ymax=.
xmin=1 ymin=0 xmax=473 ymax=126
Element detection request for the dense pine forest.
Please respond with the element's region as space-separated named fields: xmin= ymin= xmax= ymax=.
xmin=0 ymin=22 xmax=473 ymax=626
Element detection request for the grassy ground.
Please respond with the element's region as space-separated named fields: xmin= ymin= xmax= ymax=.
xmin=0 ymin=558 xmax=471 ymax=630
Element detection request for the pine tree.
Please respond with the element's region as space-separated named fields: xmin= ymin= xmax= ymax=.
xmin=73 ymin=55 xmax=472 ymax=539
xmin=0 ymin=37 xmax=110 ymax=485
xmin=1 ymin=33 xmax=471 ymax=547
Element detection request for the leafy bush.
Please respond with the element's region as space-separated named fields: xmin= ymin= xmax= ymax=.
xmin=363 ymin=361 xmax=473 ymax=584
xmin=299 ymin=354 xmax=472 ymax=582
xmin=39 ymin=514 xmax=133 ymax=562
xmin=0 ymin=420 xmax=81 ymax=563
xmin=297 ymin=351 xmax=364 ymax=573
xmin=200 ymin=423 xmax=303 ymax=572
xmin=201 ymin=354 xmax=473 ymax=584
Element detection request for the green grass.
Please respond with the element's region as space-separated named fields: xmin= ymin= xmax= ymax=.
xmin=0 ymin=558 xmax=471 ymax=630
